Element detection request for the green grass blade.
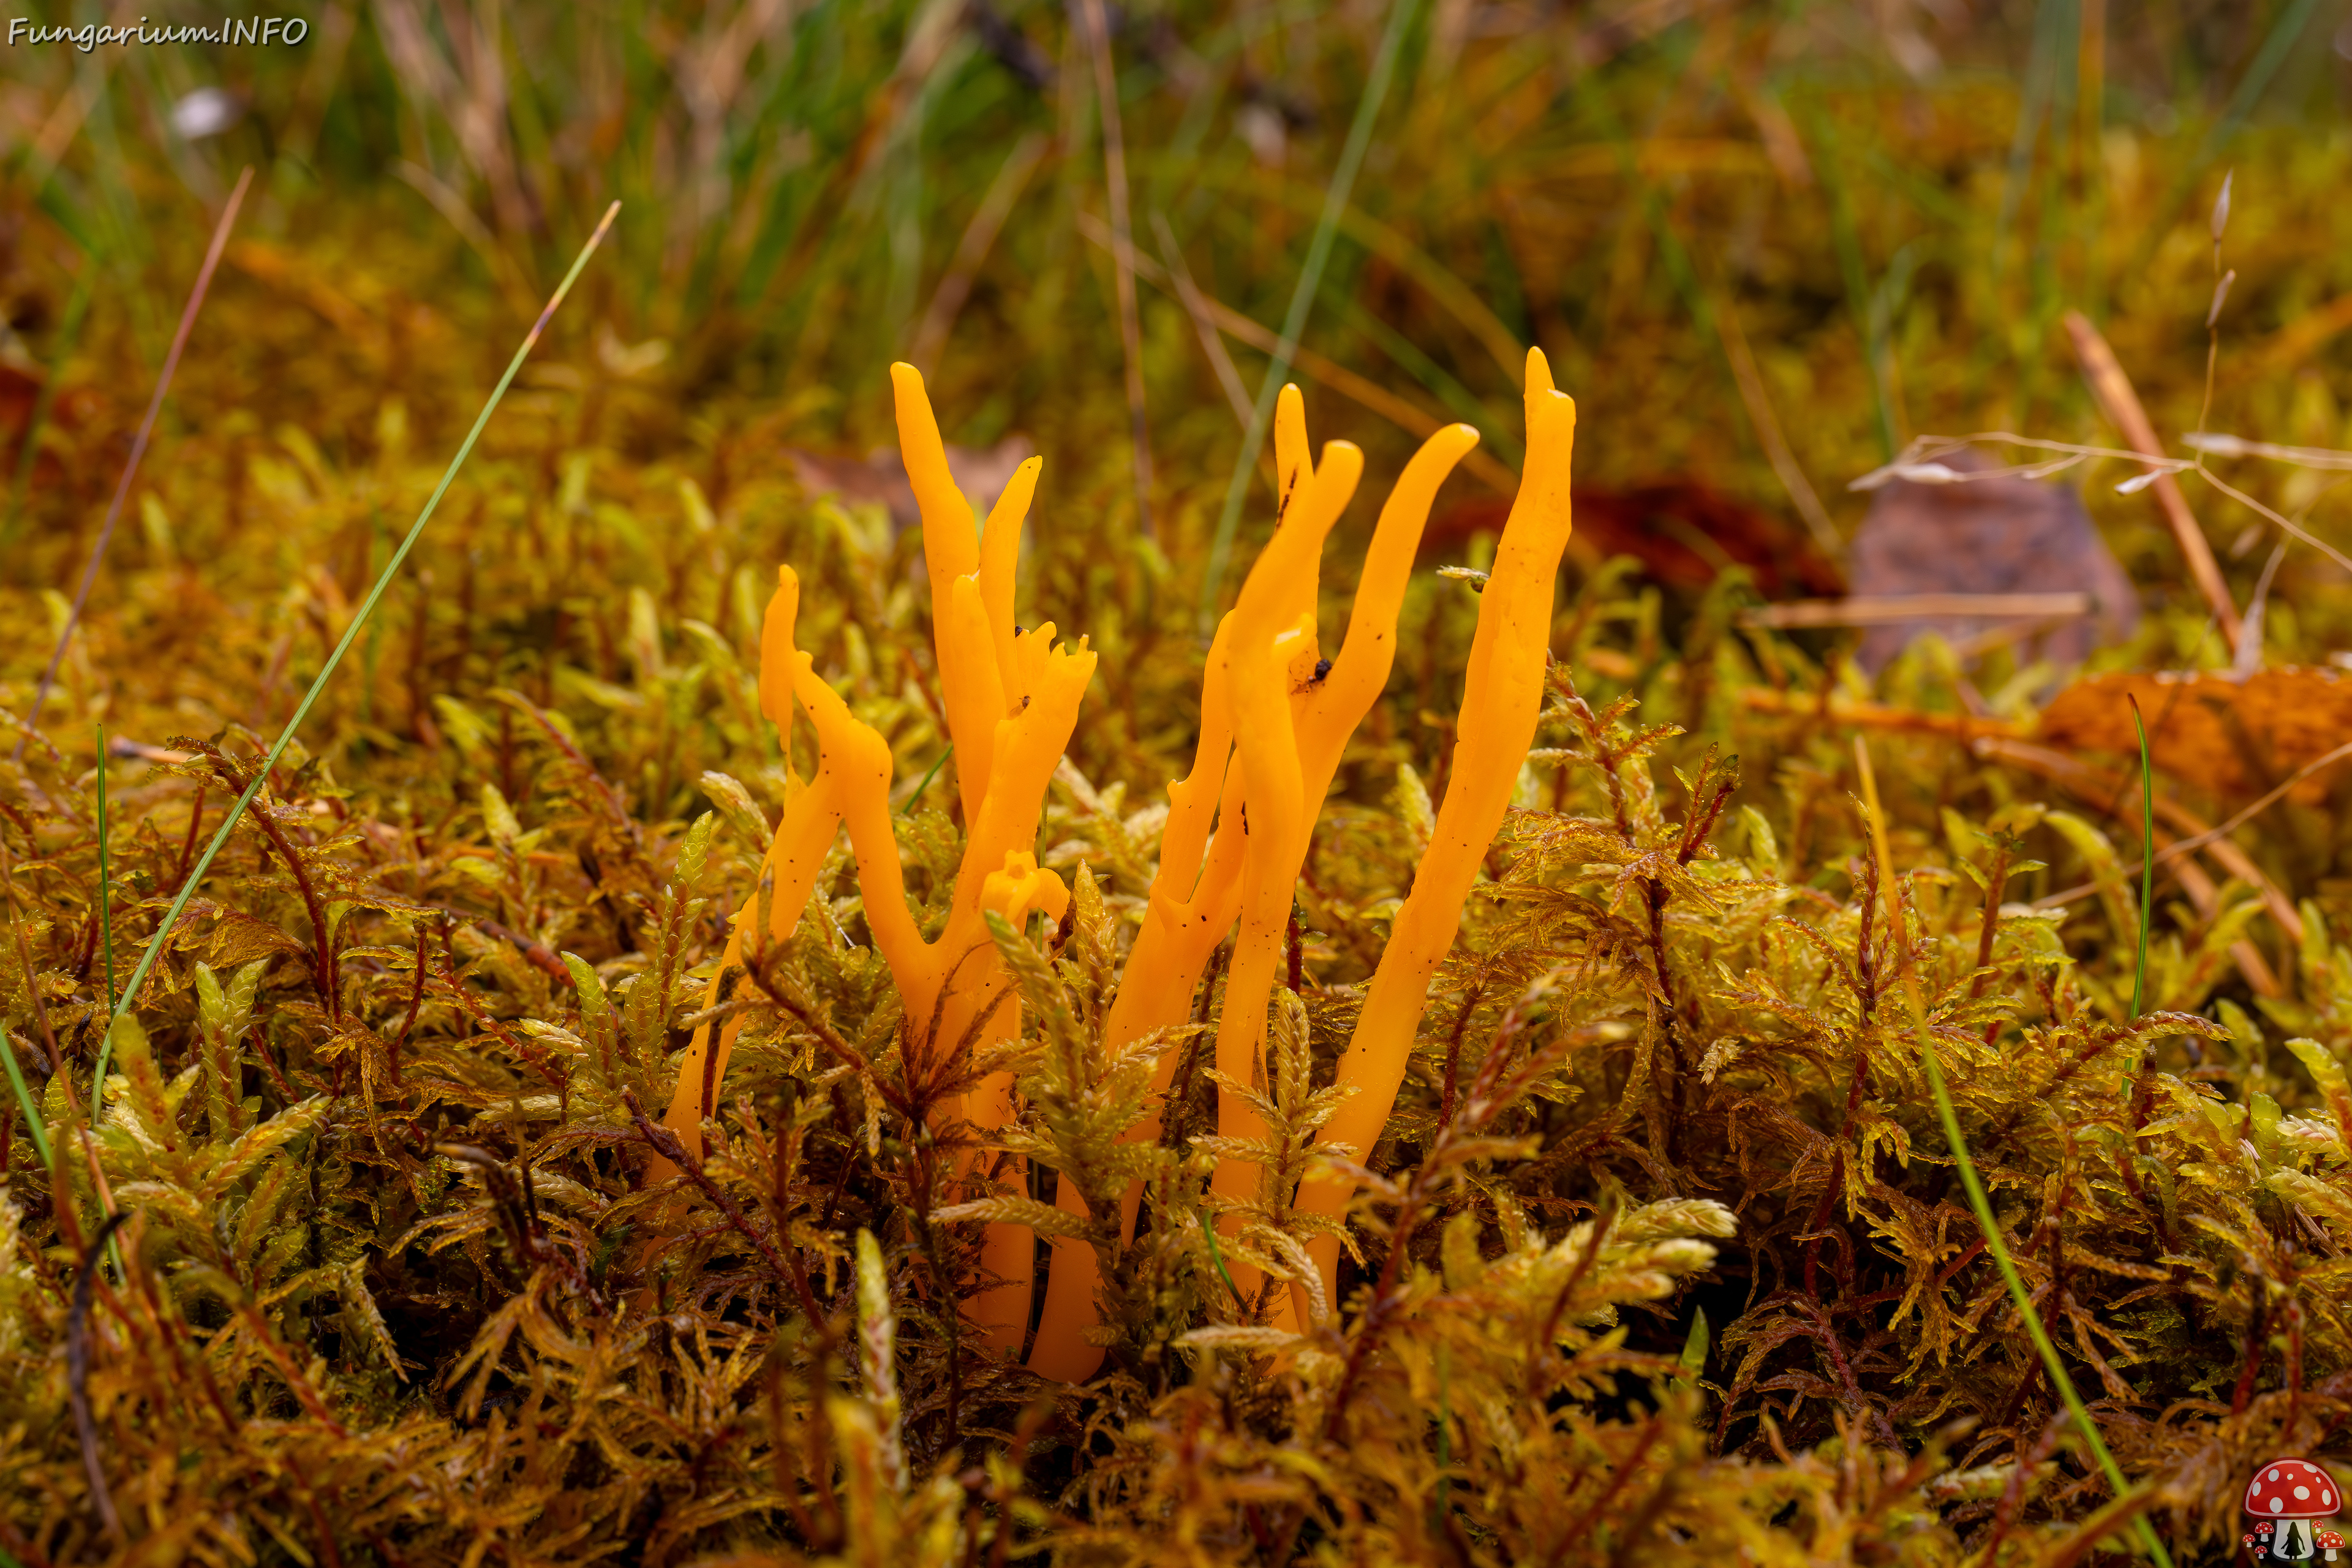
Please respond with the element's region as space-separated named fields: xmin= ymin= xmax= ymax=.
xmin=1199 ymin=1206 xmax=1242 ymax=1308
xmin=1197 ymin=0 xmax=1421 ymax=630
xmin=2 ymin=1027 xmax=50 ymax=1172
xmin=900 ymin=743 xmax=952 ymax=816
xmin=100 ymin=202 xmax=620 ymax=1041
xmin=1855 ymin=737 xmax=2173 ymax=1567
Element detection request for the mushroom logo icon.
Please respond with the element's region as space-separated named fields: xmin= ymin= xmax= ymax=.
xmin=2245 ymin=1459 xmax=2342 ymax=1561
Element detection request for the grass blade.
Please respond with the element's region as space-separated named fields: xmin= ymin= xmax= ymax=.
xmin=1197 ymin=0 xmax=1421 ymax=629
xmin=1 ymin=1027 xmax=50 ymax=1172
xmin=1854 ymin=736 xmax=2174 ymax=1568
xmin=13 ymin=166 xmax=252 ymax=763
xmin=100 ymin=202 xmax=620 ymax=1039
xmin=900 ymin=742 xmax=952 ymax=816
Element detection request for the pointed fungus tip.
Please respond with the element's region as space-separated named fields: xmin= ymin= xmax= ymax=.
xmin=890 ymin=362 xmax=935 ymax=411
xmin=1525 ymin=346 xmax=1553 ymax=395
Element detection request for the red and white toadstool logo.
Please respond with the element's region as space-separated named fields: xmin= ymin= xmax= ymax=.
xmin=2245 ymin=1459 xmax=2343 ymax=1561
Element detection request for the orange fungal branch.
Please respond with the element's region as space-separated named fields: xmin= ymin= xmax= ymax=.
xmin=659 ymin=352 xmax=1571 ymax=1381
xmin=657 ymin=364 xmax=1093 ymax=1354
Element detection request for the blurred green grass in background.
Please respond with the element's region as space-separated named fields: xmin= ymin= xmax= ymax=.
xmin=3 ymin=0 xmax=2348 ymax=600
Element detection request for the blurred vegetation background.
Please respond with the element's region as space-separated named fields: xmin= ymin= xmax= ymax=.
xmin=2 ymin=0 xmax=2348 ymax=611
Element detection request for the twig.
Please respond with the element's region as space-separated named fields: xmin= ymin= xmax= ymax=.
xmin=1742 ymin=593 xmax=2089 ymax=628
xmin=2193 ymin=464 xmax=2352 ymax=581
xmin=2187 ymin=430 xmax=2352 ymax=470
xmin=15 ymin=168 xmax=252 ymax=762
xmin=2035 ymin=739 xmax=2352 ymax=909
xmin=2062 ymin=310 xmax=2241 ymax=643
xmin=411 ymin=898 xmax=574 ymax=982
xmin=281 ymin=1452 xmax=349 ymax=1568
xmin=1850 ymin=434 xmax=2178 ymax=491
xmin=1736 ymin=686 xmax=2021 ymax=741
xmin=67 ymin=1208 xmax=132 ymax=1541
xmin=1979 ymin=735 xmax=2302 ymax=943
xmin=2128 ymin=696 xmax=2155 ymax=1020
xmin=1542 ymin=1412 xmax=1664 ymax=1568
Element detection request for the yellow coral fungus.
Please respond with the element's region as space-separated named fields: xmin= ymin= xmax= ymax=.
xmin=1027 ymin=352 xmax=1567 ymax=1380
xmin=657 ymin=364 xmax=1093 ymax=1353
xmin=1289 ymin=350 xmax=1576 ymax=1321
xmin=661 ymin=353 xmax=1567 ymax=1374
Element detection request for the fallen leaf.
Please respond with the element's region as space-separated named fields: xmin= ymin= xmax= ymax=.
xmin=1847 ymin=450 xmax=2138 ymax=672
xmin=2036 ymin=665 xmax=2352 ymax=802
